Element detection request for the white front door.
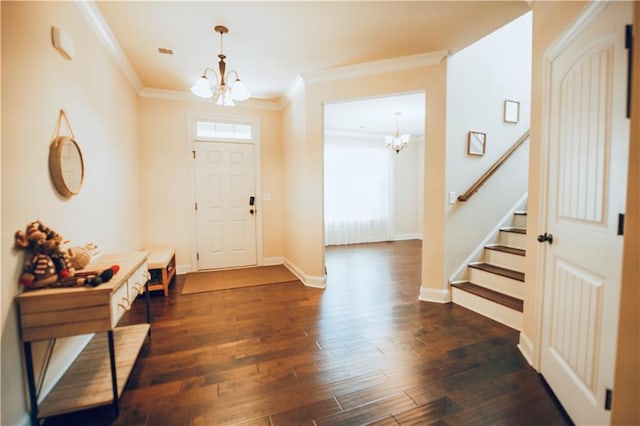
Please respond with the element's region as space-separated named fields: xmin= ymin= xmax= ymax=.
xmin=194 ymin=142 xmax=257 ymax=270
xmin=540 ymin=3 xmax=631 ymax=424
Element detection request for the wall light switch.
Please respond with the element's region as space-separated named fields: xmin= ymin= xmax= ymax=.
xmin=448 ymin=192 xmax=457 ymax=205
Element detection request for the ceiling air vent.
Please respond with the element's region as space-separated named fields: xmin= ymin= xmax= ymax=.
xmin=157 ymin=47 xmax=174 ymax=55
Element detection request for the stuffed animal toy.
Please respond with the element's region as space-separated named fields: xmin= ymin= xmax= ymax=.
xmin=66 ymin=245 xmax=91 ymax=270
xmin=15 ymin=220 xmax=119 ymax=290
xmin=15 ymin=221 xmax=75 ymax=289
xmin=55 ymin=265 xmax=120 ymax=288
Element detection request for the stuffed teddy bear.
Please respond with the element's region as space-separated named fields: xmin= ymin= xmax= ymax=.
xmin=15 ymin=221 xmax=75 ymax=289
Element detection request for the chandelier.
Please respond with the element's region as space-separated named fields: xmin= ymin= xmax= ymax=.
xmin=385 ymin=112 xmax=410 ymax=153
xmin=190 ymin=25 xmax=250 ymax=106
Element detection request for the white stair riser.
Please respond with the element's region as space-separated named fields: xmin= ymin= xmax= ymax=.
xmin=512 ymin=214 xmax=527 ymax=228
xmin=486 ymin=250 xmax=525 ymax=272
xmin=500 ymin=231 xmax=526 ymax=248
xmin=452 ymin=288 xmax=523 ymax=331
xmin=469 ymin=268 xmax=524 ymax=299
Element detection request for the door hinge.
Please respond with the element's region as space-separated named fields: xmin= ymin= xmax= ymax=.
xmin=195 ymin=202 xmax=198 ymax=211
xmin=618 ymin=213 xmax=625 ymax=236
xmin=625 ymin=24 xmax=634 ymax=118
xmin=196 ymin=252 xmax=200 ymax=261
xmin=605 ymin=388 xmax=613 ymax=411
xmin=192 ymin=150 xmax=196 ymax=159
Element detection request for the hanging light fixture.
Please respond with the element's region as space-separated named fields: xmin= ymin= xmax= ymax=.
xmin=385 ymin=112 xmax=410 ymax=154
xmin=191 ymin=25 xmax=250 ymax=106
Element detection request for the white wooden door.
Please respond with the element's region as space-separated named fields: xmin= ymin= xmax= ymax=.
xmin=540 ymin=3 xmax=631 ymax=424
xmin=195 ymin=142 xmax=256 ymax=270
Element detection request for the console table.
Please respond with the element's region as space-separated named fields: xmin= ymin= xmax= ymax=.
xmin=15 ymin=251 xmax=151 ymax=426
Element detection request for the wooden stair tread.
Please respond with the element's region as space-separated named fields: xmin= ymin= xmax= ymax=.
xmin=452 ymin=282 xmax=524 ymax=312
xmin=500 ymin=226 xmax=526 ymax=234
xmin=469 ymin=262 xmax=525 ymax=282
xmin=485 ymin=244 xmax=525 ymax=256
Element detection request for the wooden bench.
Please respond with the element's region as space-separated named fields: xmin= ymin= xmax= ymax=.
xmin=145 ymin=247 xmax=175 ymax=296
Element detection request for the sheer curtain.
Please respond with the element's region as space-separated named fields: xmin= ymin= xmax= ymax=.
xmin=324 ymin=142 xmax=391 ymax=245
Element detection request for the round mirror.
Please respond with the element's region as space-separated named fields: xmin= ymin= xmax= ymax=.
xmin=49 ymin=135 xmax=84 ymax=197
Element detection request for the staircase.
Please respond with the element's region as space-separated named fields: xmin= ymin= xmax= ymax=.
xmin=451 ymin=210 xmax=527 ymax=330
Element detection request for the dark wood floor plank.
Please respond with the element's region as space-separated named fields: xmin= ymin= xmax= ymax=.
xmin=392 ymin=396 xmax=461 ymax=425
xmin=315 ymin=392 xmax=417 ymax=425
xmin=42 ymin=240 xmax=570 ymax=426
xmin=269 ymin=397 xmax=342 ymax=426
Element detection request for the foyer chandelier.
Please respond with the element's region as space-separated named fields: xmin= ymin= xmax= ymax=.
xmin=190 ymin=25 xmax=251 ymax=106
xmin=385 ymin=112 xmax=410 ymax=153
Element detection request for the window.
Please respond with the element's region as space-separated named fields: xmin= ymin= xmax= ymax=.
xmin=196 ymin=120 xmax=252 ymax=140
xmin=324 ymin=142 xmax=392 ymax=245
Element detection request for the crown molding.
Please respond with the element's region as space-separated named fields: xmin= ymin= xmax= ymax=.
xmin=325 ymin=129 xmax=425 ymax=144
xmin=325 ymin=129 xmax=385 ymax=141
xmin=140 ymin=87 xmax=195 ymax=101
xmin=75 ymin=0 xmax=143 ymax=93
xmin=278 ymin=51 xmax=447 ymax=109
xmin=278 ymin=75 xmax=305 ymax=110
xmin=301 ymin=50 xmax=449 ymax=85
xmin=140 ymin=88 xmax=280 ymax=110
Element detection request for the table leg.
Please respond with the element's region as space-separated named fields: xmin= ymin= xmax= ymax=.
xmin=145 ymin=280 xmax=152 ymax=337
xmin=107 ymin=330 xmax=119 ymax=417
xmin=23 ymin=342 xmax=39 ymax=426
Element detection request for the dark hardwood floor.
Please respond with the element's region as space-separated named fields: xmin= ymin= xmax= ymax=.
xmin=44 ymin=240 xmax=571 ymax=425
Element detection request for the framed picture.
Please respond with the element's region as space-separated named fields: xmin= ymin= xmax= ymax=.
xmin=504 ymin=100 xmax=520 ymax=123
xmin=467 ymin=131 xmax=486 ymax=156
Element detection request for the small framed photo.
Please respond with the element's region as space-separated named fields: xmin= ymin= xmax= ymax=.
xmin=467 ymin=131 xmax=486 ymax=156
xmin=504 ymin=100 xmax=520 ymax=123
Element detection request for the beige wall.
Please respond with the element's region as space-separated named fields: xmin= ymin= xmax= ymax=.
xmin=284 ymin=64 xmax=447 ymax=290
xmin=612 ymin=4 xmax=640 ymax=423
xmin=393 ymin=140 xmax=424 ymax=239
xmin=445 ymin=12 xmax=532 ymax=278
xmin=282 ymin=84 xmax=317 ymax=280
xmin=1 ymin=2 xmax=140 ymax=424
xmin=137 ymin=97 xmax=284 ymax=269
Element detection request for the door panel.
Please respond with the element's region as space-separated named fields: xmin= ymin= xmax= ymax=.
xmin=541 ymin=3 xmax=631 ymax=424
xmin=195 ymin=142 xmax=256 ymax=270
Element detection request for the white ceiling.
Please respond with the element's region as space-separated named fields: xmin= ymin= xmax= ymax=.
xmin=325 ymin=93 xmax=425 ymax=137
xmin=94 ymin=1 xmax=530 ymax=136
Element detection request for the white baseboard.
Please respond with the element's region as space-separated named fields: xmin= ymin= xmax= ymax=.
xmin=283 ymin=258 xmax=327 ymax=288
xmin=419 ymin=286 xmax=450 ymax=303
xmin=262 ymin=256 xmax=284 ymax=266
xmin=518 ymin=331 xmax=536 ymax=368
xmin=176 ymin=264 xmax=191 ymax=275
xmin=393 ymin=233 xmax=423 ymax=241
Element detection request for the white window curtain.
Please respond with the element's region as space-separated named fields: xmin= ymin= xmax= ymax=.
xmin=324 ymin=142 xmax=392 ymax=245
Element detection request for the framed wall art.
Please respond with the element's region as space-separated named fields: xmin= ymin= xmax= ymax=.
xmin=467 ymin=131 xmax=486 ymax=156
xmin=504 ymin=100 xmax=520 ymax=123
